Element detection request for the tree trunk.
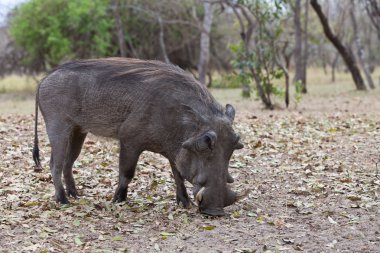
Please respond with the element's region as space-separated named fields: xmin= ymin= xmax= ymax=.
xmin=292 ymin=0 xmax=305 ymax=90
xmin=198 ymin=1 xmax=213 ymax=86
xmin=251 ymin=67 xmax=273 ymax=109
xmin=280 ymin=41 xmax=291 ymax=107
xmin=157 ymin=15 xmax=170 ymax=63
xmin=275 ymin=57 xmax=289 ymax=108
xmin=365 ymin=0 xmax=380 ymax=40
xmin=331 ymin=52 xmax=339 ymax=82
xmin=320 ymin=45 xmax=328 ymax=75
xmin=229 ymin=3 xmax=273 ymax=109
xmin=302 ymin=0 xmax=309 ymax=93
xmin=112 ymin=0 xmax=127 ymax=57
xmin=350 ymin=0 xmax=375 ymax=89
xmin=311 ymin=0 xmax=366 ymax=90
xmin=285 ymin=69 xmax=290 ymax=108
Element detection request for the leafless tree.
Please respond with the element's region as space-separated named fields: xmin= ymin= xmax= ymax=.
xmin=331 ymin=52 xmax=339 ymax=82
xmin=197 ymin=0 xmax=214 ymax=86
xmin=112 ymin=0 xmax=127 ymax=57
xmin=365 ymin=0 xmax=380 ymax=40
xmin=277 ymin=15 xmax=293 ymax=107
xmin=302 ymin=0 xmax=309 ymax=92
xmin=276 ymin=41 xmax=291 ymax=107
xmin=350 ymin=0 xmax=375 ymax=89
xmin=291 ymin=0 xmax=306 ymax=92
xmin=311 ymin=0 xmax=367 ymax=90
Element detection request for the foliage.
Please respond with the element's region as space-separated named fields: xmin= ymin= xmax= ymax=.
xmin=9 ymin=0 xmax=115 ymax=70
xmin=228 ymin=0 xmax=287 ymax=107
xmin=6 ymin=0 xmax=235 ymax=73
xmin=211 ymin=74 xmax=245 ymax=89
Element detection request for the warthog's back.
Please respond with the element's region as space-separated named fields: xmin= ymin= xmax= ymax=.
xmin=38 ymin=58 xmax=222 ymax=141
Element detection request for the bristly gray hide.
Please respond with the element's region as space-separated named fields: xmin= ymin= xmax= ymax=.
xmin=34 ymin=58 xmax=244 ymax=216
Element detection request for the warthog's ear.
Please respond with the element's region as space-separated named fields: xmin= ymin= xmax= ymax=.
xmin=225 ymin=104 xmax=235 ymax=122
xmin=183 ymin=131 xmax=217 ymax=152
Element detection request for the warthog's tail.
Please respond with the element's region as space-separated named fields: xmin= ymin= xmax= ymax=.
xmin=33 ymin=83 xmax=41 ymax=168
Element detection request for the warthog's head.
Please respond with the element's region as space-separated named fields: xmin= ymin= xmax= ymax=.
xmin=176 ymin=104 xmax=246 ymax=216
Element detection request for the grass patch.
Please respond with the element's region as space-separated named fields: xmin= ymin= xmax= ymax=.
xmin=0 ymin=75 xmax=40 ymax=94
xmin=213 ymin=67 xmax=380 ymax=96
xmin=0 ymin=95 xmax=35 ymax=115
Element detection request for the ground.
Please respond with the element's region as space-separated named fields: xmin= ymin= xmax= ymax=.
xmin=0 ymin=74 xmax=379 ymax=252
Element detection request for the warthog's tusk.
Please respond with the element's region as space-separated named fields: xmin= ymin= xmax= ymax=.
xmin=195 ymin=187 xmax=205 ymax=206
xmin=235 ymin=189 xmax=250 ymax=201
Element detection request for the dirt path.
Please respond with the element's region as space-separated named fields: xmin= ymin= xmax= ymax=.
xmin=0 ymin=92 xmax=379 ymax=252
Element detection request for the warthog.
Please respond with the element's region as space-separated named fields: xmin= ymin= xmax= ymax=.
xmin=33 ymin=58 xmax=245 ymax=216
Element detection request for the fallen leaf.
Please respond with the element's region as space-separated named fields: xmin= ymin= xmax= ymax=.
xmin=200 ymin=225 xmax=215 ymax=231
xmin=72 ymin=219 xmax=80 ymax=227
xmin=112 ymin=235 xmax=123 ymax=241
xmin=160 ymin=232 xmax=176 ymax=236
xmin=74 ymin=237 xmax=83 ymax=246
xmin=328 ymin=216 xmax=338 ymax=225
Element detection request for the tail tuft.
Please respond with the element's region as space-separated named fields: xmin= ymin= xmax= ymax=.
xmin=32 ymin=143 xmax=41 ymax=168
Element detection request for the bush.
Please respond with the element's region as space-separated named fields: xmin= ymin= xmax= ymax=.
xmin=211 ymin=74 xmax=245 ymax=89
xmin=9 ymin=0 xmax=115 ymax=70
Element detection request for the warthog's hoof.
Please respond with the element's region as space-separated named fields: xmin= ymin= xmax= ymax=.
xmin=176 ymin=195 xmax=193 ymax=209
xmin=200 ymin=208 xmax=226 ymax=217
xmin=112 ymin=187 xmax=127 ymax=203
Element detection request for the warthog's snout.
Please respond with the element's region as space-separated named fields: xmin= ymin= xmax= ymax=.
xmin=194 ymin=186 xmax=249 ymax=216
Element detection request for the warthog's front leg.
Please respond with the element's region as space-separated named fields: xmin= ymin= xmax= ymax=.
xmin=113 ymin=140 xmax=141 ymax=203
xmin=170 ymin=161 xmax=192 ymax=208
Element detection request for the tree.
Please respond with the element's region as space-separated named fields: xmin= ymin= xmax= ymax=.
xmin=291 ymin=0 xmax=306 ymax=92
xmin=227 ymin=0 xmax=287 ymax=109
xmin=7 ymin=0 xmax=234 ymax=74
xmin=0 ymin=27 xmax=31 ymax=77
xmin=111 ymin=0 xmax=232 ymax=73
xmin=10 ymin=0 xmax=115 ymax=70
xmin=275 ymin=14 xmax=293 ymax=107
xmin=198 ymin=0 xmax=214 ymax=86
xmin=276 ymin=41 xmax=291 ymax=108
xmin=350 ymin=0 xmax=375 ymax=89
xmin=302 ymin=0 xmax=309 ymax=92
xmin=311 ymin=0 xmax=367 ymax=91
xmin=365 ymin=0 xmax=380 ymax=40
xmin=290 ymin=0 xmax=309 ymax=94
xmin=331 ymin=52 xmax=339 ymax=82
xmin=112 ymin=0 xmax=127 ymax=57
xmin=122 ymin=2 xmax=173 ymax=63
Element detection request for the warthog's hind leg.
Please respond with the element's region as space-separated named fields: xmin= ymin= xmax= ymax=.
xmin=63 ymin=128 xmax=87 ymax=198
xmin=47 ymin=124 xmax=75 ymax=204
